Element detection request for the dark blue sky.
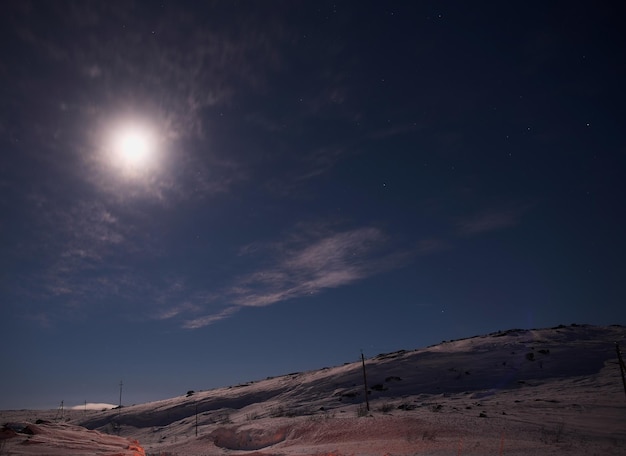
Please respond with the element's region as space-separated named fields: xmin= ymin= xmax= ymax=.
xmin=1 ymin=1 xmax=625 ymax=409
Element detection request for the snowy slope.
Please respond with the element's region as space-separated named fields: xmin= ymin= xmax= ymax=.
xmin=0 ymin=420 xmax=144 ymax=456
xmin=2 ymin=324 xmax=626 ymax=455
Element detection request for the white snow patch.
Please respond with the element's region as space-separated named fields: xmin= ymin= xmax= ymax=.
xmin=70 ymin=403 xmax=117 ymax=411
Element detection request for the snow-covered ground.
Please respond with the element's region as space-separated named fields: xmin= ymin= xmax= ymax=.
xmin=0 ymin=420 xmax=144 ymax=456
xmin=2 ymin=324 xmax=626 ymax=455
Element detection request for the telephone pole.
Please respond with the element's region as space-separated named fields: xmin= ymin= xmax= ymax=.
xmin=117 ymin=380 xmax=123 ymax=421
xmin=55 ymin=400 xmax=64 ymax=420
xmin=361 ymin=351 xmax=370 ymax=412
xmin=616 ymin=343 xmax=626 ymax=401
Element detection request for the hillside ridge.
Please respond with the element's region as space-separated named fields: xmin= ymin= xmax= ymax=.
xmin=77 ymin=323 xmax=626 ymax=430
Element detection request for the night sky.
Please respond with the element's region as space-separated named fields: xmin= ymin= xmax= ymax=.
xmin=1 ymin=1 xmax=625 ymax=410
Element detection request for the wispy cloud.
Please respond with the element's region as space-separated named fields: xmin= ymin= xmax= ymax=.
xmin=155 ymin=302 xmax=202 ymax=321
xmin=182 ymin=307 xmax=239 ymax=330
xmin=232 ymin=227 xmax=400 ymax=305
xmin=4 ymin=2 xmax=286 ymax=204
xmin=10 ymin=194 xmax=161 ymax=317
xmin=179 ymin=225 xmax=412 ymax=329
xmin=168 ymin=205 xmax=529 ymax=330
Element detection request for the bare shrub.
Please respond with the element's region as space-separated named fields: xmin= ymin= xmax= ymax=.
xmin=308 ymin=410 xmax=337 ymax=422
xmin=215 ymin=412 xmax=231 ymax=424
xmin=377 ymin=402 xmax=394 ymax=413
xmin=429 ymin=404 xmax=443 ymax=412
xmin=356 ymin=404 xmax=369 ymax=417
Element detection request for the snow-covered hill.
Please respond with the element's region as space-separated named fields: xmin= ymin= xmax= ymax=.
xmin=2 ymin=324 xmax=626 ymax=455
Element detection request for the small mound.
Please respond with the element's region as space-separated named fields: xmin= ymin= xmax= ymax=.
xmin=211 ymin=426 xmax=288 ymax=450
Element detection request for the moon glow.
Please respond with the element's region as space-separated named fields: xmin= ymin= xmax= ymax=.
xmin=114 ymin=127 xmax=153 ymax=167
xmin=107 ymin=122 xmax=159 ymax=176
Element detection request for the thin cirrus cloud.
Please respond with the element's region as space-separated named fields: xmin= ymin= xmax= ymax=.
xmin=182 ymin=307 xmax=240 ymax=330
xmin=26 ymin=198 xmax=127 ymax=269
xmin=13 ymin=195 xmax=155 ymax=309
xmin=174 ymin=207 xmax=528 ymax=330
xmin=6 ymin=1 xmax=279 ymax=203
xmin=180 ymin=226 xmax=412 ymax=329
xmin=10 ymin=1 xmax=284 ymax=127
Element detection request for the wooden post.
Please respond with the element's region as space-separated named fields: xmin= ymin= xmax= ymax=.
xmin=118 ymin=380 xmax=123 ymax=421
xmin=616 ymin=343 xmax=626 ymax=400
xmin=195 ymin=403 xmax=198 ymax=437
xmin=361 ymin=351 xmax=370 ymax=412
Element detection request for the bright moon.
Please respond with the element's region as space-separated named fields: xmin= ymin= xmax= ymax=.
xmin=110 ymin=124 xmax=156 ymax=173
xmin=118 ymin=131 xmax=149 ymax=164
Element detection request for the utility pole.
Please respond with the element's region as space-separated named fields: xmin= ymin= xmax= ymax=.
xmin=55 ymin=400 xmax=64 ymax=420
xmin=616 ymin=343 xmax=626 ymax=401
xmin=118 ymin=380 xmax=123 ymax=422
xmin=361 ymin=351 xmax=370 ymax=412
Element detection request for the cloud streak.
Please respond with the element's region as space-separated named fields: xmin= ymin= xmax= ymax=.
xmin=234 ymin=227 xmax=402 ymax=304
xmin=182 ymin=307 xmax=239 ymax=330
xmin=179 ymin=226 xmax=412 ymax=329
xmin=165 ymin=205 xmax=530 ymax=330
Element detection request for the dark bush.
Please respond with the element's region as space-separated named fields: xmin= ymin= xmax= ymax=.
xmin=397 ymin=403 xmax=416 ymax=411
xmin=430 ymin=404 xmax=443 ymax=412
